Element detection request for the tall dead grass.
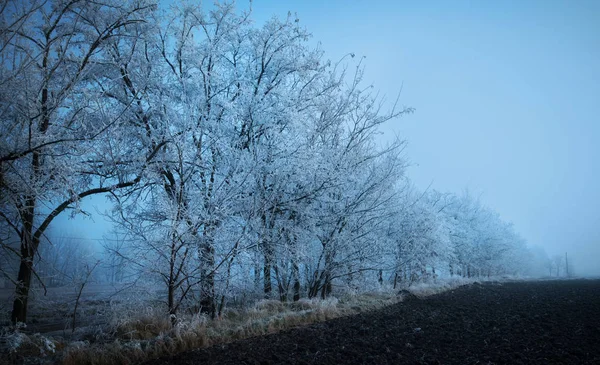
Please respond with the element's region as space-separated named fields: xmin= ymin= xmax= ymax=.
xmin=59 ymin=292 xmax=401 ymax=365
xmin=4 ymin=277 xmax=489 ymax=365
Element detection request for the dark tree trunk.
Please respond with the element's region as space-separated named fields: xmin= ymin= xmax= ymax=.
xmin=319 ymin=247 xmax=335 ymax=299
xmin=11 ymin=197 xmax=37 ymax=324
xmin=292 ymin=262 xmax=301 ymax=302
xmin=260 ymin=210 xmax=275 ymax=299
xmin=289 ymin=230 xmax=300 ymax=302
xmin=320 ymin=270 xmax=332 ymax=299
xmin=272 ymin=263 xmax=287 ymax=302
xmin=307 ymin=270 xmax=323 ymax=299
xmin=254 ymin=260 xmax=261 ymax=293
xmin=263 ymin=255 xmax=272 ymax=298
xmin=12 ymin=253 xmax=34 ymax=324
xmin=200 ymin=234 xmax=216 ymax=318
xmin=167 ymin=231 xmax=179 ymax=323
xmin=168 ymin=281 xmax=176 ymax=323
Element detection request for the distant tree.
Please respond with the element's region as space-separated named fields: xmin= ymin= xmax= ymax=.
xmin=36 ymin=234 xmax=97 ymax=287
xmin=527 ymin=245 xmax=552 ymax=277
xmin=552 ymin=255 xmax=564 ymax=277
xmin=100 ymin=235 xmax=129 ymax=285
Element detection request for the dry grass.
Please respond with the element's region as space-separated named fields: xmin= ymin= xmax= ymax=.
xmin=111 ymin=307 xmax=173 ymax=341
xmin=403 ymin=276 xmax=510 ymax=298
xmin=3 ymin=277 xmax=491 ymax=365
xmin=58 ymin=293 xmax=400 ymax=365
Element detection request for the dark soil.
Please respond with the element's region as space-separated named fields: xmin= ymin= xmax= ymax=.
xmin=146 ymin=279 xmax=600 ymax=365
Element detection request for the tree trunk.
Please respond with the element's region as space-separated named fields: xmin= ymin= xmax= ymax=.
xmin=11 ymin=198 xmax=37 ymax=324
xmin=254 ymin=259 xmax=261 ymax=293
xmin=168 ymin=279 xmax=176 ymax=324
xmin=292 ymin=260 xmax=300 ymax=302
xmin=320 ymin=270 xmax=332 ymax=299
xmin=200 ymin=234 xmax=216 ymax=318
xmin=273 ymin=263 xmax=287 ymax=302
xmin=12 ymin=254 xmax=34 ymax=324
xmin=263 ymin=252 xmax=272 ymax=298
xmin=308 ymin=270 xmax=323 ymax=299
xmin=320 ymin=247 xmax=335 ymax=299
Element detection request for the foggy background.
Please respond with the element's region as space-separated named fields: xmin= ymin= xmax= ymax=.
xmin=55 ymin=0 xmax=599 ymax=276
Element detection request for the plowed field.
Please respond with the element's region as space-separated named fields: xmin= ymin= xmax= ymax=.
xmin=146 ymin=279 xmax=600 ymax=365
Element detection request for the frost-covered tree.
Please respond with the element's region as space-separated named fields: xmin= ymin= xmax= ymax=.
xmin=388 ymin=188 xmax=532 ymax=286
xmin=36 ymin=233 xmax=97 ymax=287
xmin=392 ymin=189 xmax=453 ymax=285
xmin=0 ymin=0 xmax=157 ymax=324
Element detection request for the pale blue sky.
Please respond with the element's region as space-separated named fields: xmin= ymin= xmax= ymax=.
xmin=56 ymin=0 xmax=599 ymax=275
xmin=248 ymin=0 xmax=600 ymax=274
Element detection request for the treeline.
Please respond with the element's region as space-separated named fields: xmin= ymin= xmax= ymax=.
xmin=0 ymin=0 xmax=533 ymax=324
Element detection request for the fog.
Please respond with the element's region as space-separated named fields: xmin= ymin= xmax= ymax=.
xmin=249 ymin=0 xmax=600 ymax=276
xmin=52 ymin=0 xmax=599 ymax=275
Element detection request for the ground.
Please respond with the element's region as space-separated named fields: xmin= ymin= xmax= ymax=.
xmin=146 ymin=279 xmax=600 ymax=365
